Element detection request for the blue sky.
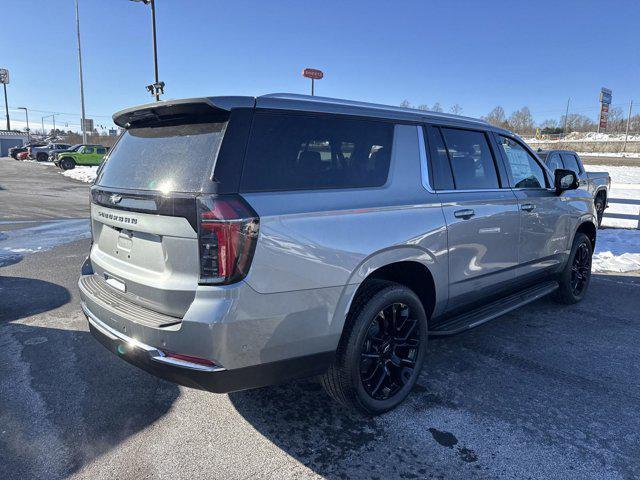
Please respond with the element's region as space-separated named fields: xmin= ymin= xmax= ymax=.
xmin=2 ymin=0 xmax=638 ymax=131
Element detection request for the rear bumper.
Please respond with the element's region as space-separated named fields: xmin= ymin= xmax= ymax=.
xmin=83 ymin=301 xmax=334 ymax=393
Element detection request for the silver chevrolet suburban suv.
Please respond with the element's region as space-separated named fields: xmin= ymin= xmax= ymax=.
xmin=79 ymin=94 xmax=597 ymax=414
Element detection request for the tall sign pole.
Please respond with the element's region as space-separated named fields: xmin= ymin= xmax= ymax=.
xmin=0 ymin=69 xmax=10 ymax=131
xmin=75 ymin=0 xmax=87 ymax=143
xmin=302 ymin=68 xmax=324 ymax=96
xmin=597 ymin=87 xmax=612 ymax=134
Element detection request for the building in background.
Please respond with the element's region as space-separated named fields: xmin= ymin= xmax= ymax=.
xmin=0 ymin=130 xmax=29 ymax=156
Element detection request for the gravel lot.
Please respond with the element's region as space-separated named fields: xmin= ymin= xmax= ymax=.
xmin=1 ymin=157 xmax=640 ymax=479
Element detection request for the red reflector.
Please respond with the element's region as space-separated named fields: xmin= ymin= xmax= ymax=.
xmin=163 ymin=351 xmax=217 ymax=367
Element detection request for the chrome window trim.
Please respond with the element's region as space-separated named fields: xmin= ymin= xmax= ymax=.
xmin=435 ymin=188 xmax=506 ymax=194
xmin=417 ymin=126 xmax=434 ymax=193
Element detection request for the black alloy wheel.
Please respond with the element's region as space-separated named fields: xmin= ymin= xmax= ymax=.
xmin=570 ymin=242 xmax=591 ymax=296
xmin=360 ymin=302 xmax=420 ymax=401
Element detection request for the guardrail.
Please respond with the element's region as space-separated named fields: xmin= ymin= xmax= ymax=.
xmin=604 ymin=198 xmax=640 ymax=229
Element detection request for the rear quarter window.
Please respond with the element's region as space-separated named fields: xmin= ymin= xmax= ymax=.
xmin=240 ymin=112 xmax=394 ymax=192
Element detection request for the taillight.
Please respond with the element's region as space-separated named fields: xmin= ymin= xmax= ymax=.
xmin=27 ymin=147 xmax=32 ymax=155
xmin=197 ymin=195 xmax=259 ymax=285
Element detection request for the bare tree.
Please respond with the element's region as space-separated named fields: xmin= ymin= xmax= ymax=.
xmin=400 ymin=100 xmax=412 ymax=108
xmin=431 ymin=102 xmax=443 ymax=113
xmin=605 ymin=106 xmax=625 ymax=133
xmin=539 ymin=119 xmax=558 ymax=129
xmin=483 ymin=106 xmax=508 ymax=129
xmin=559 ymin=113 xmax=596 ymax=133
xmin=417 ymin=104 xmax=429 ymax=111
xmin=450 ymin=104 xmax=463 ymax=115
xmin=508 ymin=107 xmax=535 ymax=134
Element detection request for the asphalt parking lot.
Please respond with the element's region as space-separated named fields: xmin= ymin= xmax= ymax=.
xmin=1 ymin=157 xmax=640 ymax=480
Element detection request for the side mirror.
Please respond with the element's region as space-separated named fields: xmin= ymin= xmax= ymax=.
xmin=554 ymin=168 xmax=578 ymax=195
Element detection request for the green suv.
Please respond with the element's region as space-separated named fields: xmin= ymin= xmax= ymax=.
xmin=57 ymin=145 xmax=108 ymax=170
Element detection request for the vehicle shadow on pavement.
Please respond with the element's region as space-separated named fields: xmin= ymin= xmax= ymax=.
xmin=0 ymin=277 xmax=181 ymax=479
xmin=229 ymin=273 xmax=640 ymax=479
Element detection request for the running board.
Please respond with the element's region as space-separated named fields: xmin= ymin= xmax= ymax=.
xmin=429 ymin=281 xmax=559 ymax=336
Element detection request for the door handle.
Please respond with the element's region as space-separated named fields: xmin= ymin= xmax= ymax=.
xmin=521 ymin=203 xmax=535 ymax=212
xmin=454 ymin=209 xmax=475 ymax=219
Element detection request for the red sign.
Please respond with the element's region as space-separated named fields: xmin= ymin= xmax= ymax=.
xmin=302 ymin=68 xmax=324 ymax=80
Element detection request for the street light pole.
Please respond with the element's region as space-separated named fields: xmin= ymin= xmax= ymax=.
xmin=150 ymin=0 xmax=160 ymax=101
xmin=18 ymin=107 xmax=30 ymax=142
xmin=75 ymin=0 xmax=88 ymax=143
xmin=3 ymin=83 xmax=9 ymax=131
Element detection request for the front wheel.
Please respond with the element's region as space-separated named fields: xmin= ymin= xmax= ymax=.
xmin=60 ymin=157 xmax=76 ymax=170
xmin=554 ymin=232 xmax=593 ymax=304
xmin=36 ymin=152 xmax=48 ymax=162
xmin=321 ymin=280 xmax=428 ymax=415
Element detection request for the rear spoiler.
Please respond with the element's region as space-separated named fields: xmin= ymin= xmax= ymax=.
xmin=112 ymin=96 xmax=256 ymax=128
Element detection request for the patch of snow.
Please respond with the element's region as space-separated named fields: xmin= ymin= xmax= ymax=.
xmin=61 ymin=166 xmax=98 ymax=183
xmin=526 ymin=132 xmax=640 ymax=143
xmin=592 ymin=229 xmax=640 ymax=273
xmin=579 ymin=152 xmax=640 ymax=159
xmin=0 ymin=219 xmax=90 ymax=266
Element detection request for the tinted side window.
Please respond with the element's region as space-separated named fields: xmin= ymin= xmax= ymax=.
xmin=546 ymin=153 xmax=563 ymax=171
xmin=97 ymin=148 xmax=106 ymax=154
xmin=560 ymin=153 xmax=581 ymax=174
xmin=440 ymin=128 xmax=499 ymax=190
xmin=498 ymin=136 xmax=547 ymax=189
xmin=425 ymin=126 xmax=454 ymax=190
xmin=85 ymin=147 xmax=94 ymax=154
xmin=240 ymin=113 xmax=394 ymax=192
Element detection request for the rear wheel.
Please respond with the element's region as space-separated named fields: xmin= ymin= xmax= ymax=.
xmin=60 ymin=157 xmax=76 ymax=170
xmin=594 ymin=195 xmax=605 ymax=228
xmin=36 ymin=152 xmax=48 ymax=162
xmin=554 ymin=232 xmax=592 ymax=304
xmin=321 ymin=280 xmax=428 ymax=415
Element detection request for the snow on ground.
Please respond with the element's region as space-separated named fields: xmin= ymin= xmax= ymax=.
xmin=61 ymin=165 xmax=98 ymax=183
xmin=526 ymin=132 xmax=640 ymax=143
xmin=0 ymin=219 xmax=91 ymax=267
xmin=585 ymin=165 xmax=640 ymax=229
xmin=579 ymin=152 xmax=640 ymax=158
xmin=592 ymin=229 xmax=640 ymax=273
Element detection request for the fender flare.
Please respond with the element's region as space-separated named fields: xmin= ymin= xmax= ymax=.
xmin=328 ymin=246 xmax=443 ymax=343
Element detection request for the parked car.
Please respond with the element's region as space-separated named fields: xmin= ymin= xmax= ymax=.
xmin=57 ymin=145 xmax=108 ymax=170
xmin=536 ymin=149 xmax=610 ymax=226
xmin=16 ymin=151 xmax=29 ymax=160
xmin=29 ymin=143 xmax=72 ymax=162
xmin=79 ymin=94 xmax=597 ymax=414
xmin=10 ymin=142 xmax=45 ymax=159
xmin=51 ymin=144 xmax=102 ymax=164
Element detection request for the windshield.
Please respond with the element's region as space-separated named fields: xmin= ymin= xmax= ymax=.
xmin=96 ymin=121 xmax=227 ymax=193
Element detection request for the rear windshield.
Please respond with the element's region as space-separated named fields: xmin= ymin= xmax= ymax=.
xmin=96 ymin=121 xmax=227 ymax=192
xmin=240 ymin=112 xmax=394 ymax=192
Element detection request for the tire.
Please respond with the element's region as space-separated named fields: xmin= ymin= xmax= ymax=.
xmin=60 ymin=157 xmax=76 ymax=170
xmin=321 ymin=280 xmax=428 ymax=415
xmin=554 ymin=232 xmax=593 ymax=305
xmin=36 ymin=152 xmax=48 ymax=162
xmin=594 ymin=196 xmax=605 ymax=228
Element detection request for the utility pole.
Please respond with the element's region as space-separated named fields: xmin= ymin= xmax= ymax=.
xmin=623 ymin=100 xmax=633 ymax=153
xmin=75 ymin=0 xmax=87 ymax=143
xmin=562 ymin=97 xmax=570 ymax=137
